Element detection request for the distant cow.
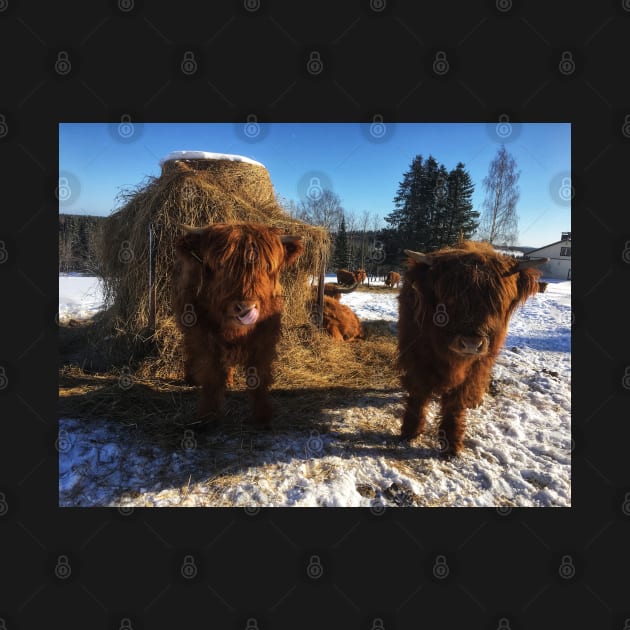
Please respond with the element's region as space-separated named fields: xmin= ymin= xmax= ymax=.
xmin=537 ymin=281 xmax=548 ymax=293
xmin=355 ymin=268 xmax=367 ymax=284
xmin=317 ymin=295 xmax=364 ymax=341
xmin=397 ymin=241 xmax=548 ymax=456
xmin=385 ymin=271 xmax=401 ymax=288
xmin=336 ymin=268 xmax=356 ymax=286
xmin=172 ymin=222 xmax=303 ymax=426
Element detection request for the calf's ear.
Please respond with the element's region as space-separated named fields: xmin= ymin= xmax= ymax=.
xmin=516 ymin=257 xmax=549 ymax=298
xmin=280 ymin=235 xmax=304 ymax=268
xmin=175 ymin=224 xmax=207 ymax=264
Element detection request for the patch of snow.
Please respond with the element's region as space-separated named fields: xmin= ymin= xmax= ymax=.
xmin=159 ymin=150 xmax=264 ymax=168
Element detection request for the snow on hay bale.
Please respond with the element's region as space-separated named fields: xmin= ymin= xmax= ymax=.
xmin=95 ymin=151 xmax=330 ymax=377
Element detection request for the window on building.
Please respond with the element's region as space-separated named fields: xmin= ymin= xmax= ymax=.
xmin=560 ymin=247 xmax=571 ymax=257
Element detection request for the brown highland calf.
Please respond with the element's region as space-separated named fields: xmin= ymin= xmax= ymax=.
xmin=385 ymin=271 xmax=401 ymax=288
xmin=397 ymin=241 xmax=548 ymax=456
xmin=336 ymin=268 xmax=357 ymax=286
xmin=355 ymin=268 xmax=367 ymax=284
xmin=172 ymin=222 xmax=303 ymax=426
xmin=319 ymin=295 xmax=364 ymax=341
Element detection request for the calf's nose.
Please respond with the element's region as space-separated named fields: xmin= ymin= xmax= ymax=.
xmin=458 ymin=335 xmax=486 ymax=354
xmin=235 ymin=301 xmax=257 ymax=314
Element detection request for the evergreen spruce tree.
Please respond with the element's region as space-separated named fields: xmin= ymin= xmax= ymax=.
xmin=333 ymin=214 xmax=350 ymax=270
xmin=445 ymin=162 xmax=479 ymax=244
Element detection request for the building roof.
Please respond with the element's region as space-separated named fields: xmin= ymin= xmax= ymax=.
xmin=527 ymin=240 xmax=569 ymax=254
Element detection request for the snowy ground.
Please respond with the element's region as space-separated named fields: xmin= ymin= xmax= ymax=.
xmin=59 ymin=273 xmax=571 ymax=507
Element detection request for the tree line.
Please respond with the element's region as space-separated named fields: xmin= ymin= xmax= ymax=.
xmin=283 ymin=145 xmax=521 ymax=274
xmin=59 ymin=213 xmax=104 ymax=273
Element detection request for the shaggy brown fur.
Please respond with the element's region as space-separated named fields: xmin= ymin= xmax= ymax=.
xmin=385 ymin=271 xmax=401 ymax=288
xmin=336 ymin=269 xmax=357 ymax=286
xmin=355 ymin=268 xmax=367 ymax=284
xmin=309 ymin=295 xmax=364 ymax=341
xmin=397 ymin=240 xmax=542 ymax=456
xmin=172 ymin=222 xmax=303 ymax=426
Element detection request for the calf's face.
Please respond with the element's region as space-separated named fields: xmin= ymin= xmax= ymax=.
xmin=175 ymin=223 xmax=303 ymax=333
xmin=404 ymin=245 xmax=547 ymax=358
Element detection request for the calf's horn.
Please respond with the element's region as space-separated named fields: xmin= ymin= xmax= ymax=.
xmin=178 ymin=223 xmax=207 ymax=235
xmin=516 ymin=257 xmax=550 ymax=270
xmin=404 ymin=249 xmax=433 ymax=265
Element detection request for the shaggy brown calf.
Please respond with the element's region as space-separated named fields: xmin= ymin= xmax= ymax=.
xmin=397 ymin=241 xmax=547 ymax=456
xmin=355 ymin=268 xmax=367 ymax=284
xmin=172 ymin=222 xmax=303 ymax=426
xmin=537 ymin=281 xmax=549 ymax=293
xmin=385 ymin=271 xmax=401 ymax=288
xmin=319 ymin=295 xmax=364 ymax=341
xmin=336 ymin=268 xmax=357 ymax=286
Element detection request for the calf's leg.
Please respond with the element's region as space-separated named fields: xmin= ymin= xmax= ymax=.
xmin=400 ymin=375 xmax=432 ymax=439
xmin=439 ymin=390 xmax=468 ymax=456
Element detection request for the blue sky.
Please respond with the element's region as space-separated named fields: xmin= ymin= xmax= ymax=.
xmin=59 ymin=121 xmax=570 ymax=248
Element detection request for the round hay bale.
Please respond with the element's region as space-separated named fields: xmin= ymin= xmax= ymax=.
xmin=94 ymin=152 xmax=330 ymax=377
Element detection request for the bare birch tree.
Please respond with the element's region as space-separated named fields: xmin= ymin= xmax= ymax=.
xmin=477 ymin=145 xmax=520 ymax=246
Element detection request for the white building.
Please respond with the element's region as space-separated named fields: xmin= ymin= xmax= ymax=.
xmin=525 ymin=232 xmax=571 ymax=280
